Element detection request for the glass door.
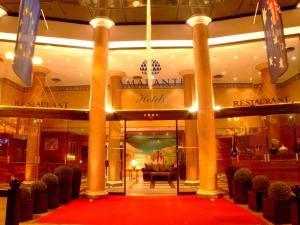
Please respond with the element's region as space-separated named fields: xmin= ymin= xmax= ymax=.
xmin=125 ymin=120 xmax=178 ymax=195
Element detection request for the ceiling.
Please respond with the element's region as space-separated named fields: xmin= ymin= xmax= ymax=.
xmin=0 ymin=35 xmax=299 ymax=87
xmin=0 ymin=0 xmax=299 ymax=87
xmin=1 ymin=0 xmax=299 ymax=24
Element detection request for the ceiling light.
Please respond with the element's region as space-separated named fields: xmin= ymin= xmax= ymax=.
xmin=188 ymin=105 xmax=197 ymax=113
xmin=250 ymin=77 xmax=253 ymax=81
xmin=263 ymin=46 xmax=266 ymax=49
xmin=297 ymin=3 xmax=300 ymax=8
xmin=213 ymin=74 xmax=223 ymax=79
xmin=169 ymin=64 xmax=173 ymax=67
xmin=130 ymin=64 xmax=134 ymax=68
xmin=170 ymin=55 xmax=175 ymax=59
xmin=233 ymin=77 xmax=237 ymax=81
xmin=66 ymin=58 xmax=70 ymax=62
xmin=32 ymin=56 xmax=42 ymax=65
xmin=258 ymin=71 xmax=261 ymax=75
xmin=222 ymin=71 xmax=226 ymax=75
xmin=213 ymin=105 xmax=221 ymax=111
xmin=86 ymin=57 xmax=90 ymax=61
xmin=132 ymin=0 xmax=140 ymax=7
xmin=253 ymin=56 xmax=257 ymax=59
xmin=233 ymin=55 xmax=238 ymax=59
xmin=292 ymin=56 xmax=296 ymax=60
xmin=128 ymin=56 xmax=132 ymax=60
xmin=80 ymin=73 xmax=84 ymax=77
xmin=47 ymin=59 xmax=51 ymax=63
xmin=286 ymin=46 xmax=295 ymax=53
xmin=5 ymin=52 xmax=14 ymax=60
xmin=151 ymin=75 xmax=155 ymax=79
xmin=51 ymin=78 xmax=61 ymax=83
xmin=0 ymin=7 xmax=7 ymax=18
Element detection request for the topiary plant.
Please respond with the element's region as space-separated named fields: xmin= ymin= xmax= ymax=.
xmin=54 ymin=166 xmax=73 ymax=181
xmin=31 ymin=181 xmax=47 ymax=194
xmin=268 ymin=181 xmax=292 ymax=201
xmin=252 ymin=175 xmax=270 ymax=193
xmin=41 ymin=173 xmax=58 ymax=186
xmin=20 ymin=187 xmax=31 ymax=200
xmin=234 ymin=168 xmax=253 ymax=182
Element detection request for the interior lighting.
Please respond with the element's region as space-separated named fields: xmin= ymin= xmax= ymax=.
xmin=66 ymin=58 xmax=70 ymax=62
xmin=292 ymin=56 xmax=296 ymax=60
xmin=47 ymin=59 xmax=51 ymax=63
xmin=32 ymin=56 xmax=42 ymax=65
xmin=188 ymin=105 xmax=198 ymax=113
xmin=80 ymin=73 xmax=84 ymax=77
xmin=151 ymin=75 xmax=155 ymax=79
xmin=169 ymin=64 xmax=173 ymax=67
xmin=105 ymin=106 xmax=115 ymax=113
xmin=0 ymin=6 xmax=7 ymax=18
xmin=297 ymin=3 xmax=300 ymax=8
xmin=67 ymin=154 xmax=76 ymax=161
xmin=132 ymin=0 xmax=140 ymax=7
xmin=233 ymin=55 xmax=238 ymax=59
xmin=130 ymin=159 xmax=138 ymax=169
xmin=233 ymin=77 xmax=237 ymax=81
xmin=253 ymin=56 xmax=257 ymax=59
xmin=213 ymin=105 xmax=221 ymax=111
xmin=222 ymin=71 xmax=226 ymax=75
xmin=130 ymin=64 xmax=134 ymax=68
xmin=5 ymin=51 xmax=14 ymax=60
xmin=250 ymin=77 xmax=253 ymax=81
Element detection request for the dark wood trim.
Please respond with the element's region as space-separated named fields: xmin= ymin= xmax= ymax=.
xmin=0 ymin=103 xmax=300 ymax=121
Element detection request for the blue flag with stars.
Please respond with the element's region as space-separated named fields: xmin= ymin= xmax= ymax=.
xmin=13 ymin=0 xmax=40 ymax=86
xmin=260 ymin=0 xmax=288 ymax=84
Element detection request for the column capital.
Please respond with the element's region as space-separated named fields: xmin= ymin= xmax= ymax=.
xmin=32 ymin=66 xmax=50 ymax=75
xmin=89 ymin=17 xmax=114 ymax=29
xmin=187 ymin=15 xmax=212 ymax=27
xmin=179 ymin=69 xmax=195 ymax=77
xmin=255 ymin=62 xmax=269 ymax=72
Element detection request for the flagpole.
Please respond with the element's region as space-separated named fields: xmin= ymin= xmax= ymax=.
xmin=40 ymin=9 xmax=48 ymax=30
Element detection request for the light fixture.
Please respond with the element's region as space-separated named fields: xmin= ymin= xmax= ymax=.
xmin=130 ymin=64 xmax=134 ymax=68
xmin=233 ymin=77 xmax=237 ymax=81
xmin=250 ymin=77 xmax=253 ymax=81
xmin=47 ymin=59 xmax=51 ymax=63
xmin=67 ymin=154 xmax=76 ymax=161
xmin=130 ymin=159 xmax=138 ymax=170
xmin=170 ymin=55 xmax=175 ymax=59
xmin=32 ymin=56 xmax=43 ymax=65
xmin=66 ymin=58 xmax=70 ymax=62
xmin=105 ymin=106 xmax=115 ymax=113
xmin=213 ymin=105 xmax=221 ymax=111
xmin=253 ymin=56 xmax=257 ymax=59
xmin=169 ymin=64 xmax=173 ymax=67
xmin=233 ymin=55 xmax=238 ymax=59
xmin=292 ymin=56 xmax=296 ymax=60
xmin=80 ymin=73 xmax=84 ymax=77
xmin=297 ymin=3 xmax=300 ymax=8
xmin=222 ymin=71 xmax=226 ymax=75
xmin=0 ymin=6 xmax=7 ymax=18
xmin=132 ymin=0 xmax=140 ymax=7
xmin=188 ymin=105 xmax=197 ymax=113
xmin=151 ymin=75 xmax=155 ymax=79
xmin=5 ymin=51 xmax=14 ymax=60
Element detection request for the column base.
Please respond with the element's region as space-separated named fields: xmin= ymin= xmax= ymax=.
xmin=196 ymin=189 xmax=219 ymax=199
xmin=184 ymin=180 xmax=199 ymax=185
xmin=86 ymin=190 xmax=108 ymax=199
xmin=106 ymin=180 xmax=123 ymax=186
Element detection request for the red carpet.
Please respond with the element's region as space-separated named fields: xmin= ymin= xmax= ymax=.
xmin=37 ymin=196 xmax=266 ymax=225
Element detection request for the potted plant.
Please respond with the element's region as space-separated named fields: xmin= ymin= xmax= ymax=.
xmin=248 ymin=175 xmax=270 ymax=211
xmin=226 ymin=165 xmax=238 ymax=199
xmin=291 ymin=185 xmax=300 ymax=225
xmin=233 ymin=168 xmax=252 ymax=204
xmin=54 ymin=166 xmax=73 ymax=203
xmin=71 ymin=167 xmax=82 ymax=199
xmin=41 ymin=173 xmax=59 ymax=208
xmin=19 ymin=187 xmax=32 ymax=222
xmin=263 ymin=181 xmax=292 ymax=224
xmin=31 ymin=181 xmax=48 ymax=213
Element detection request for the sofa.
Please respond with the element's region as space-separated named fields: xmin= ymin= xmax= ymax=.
xmin=141 ymin=163 xmax=177 ymax=181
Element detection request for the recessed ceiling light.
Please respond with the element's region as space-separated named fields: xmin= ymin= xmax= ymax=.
xmin=233 ymin=55 xmax=238 ymax=59
xmin=253 ymin=56 xmax=257 ymax=59
xmin=286 ymin=46 xmax=295 ymax=53
xmin=47 ymin=59 xmax=51 ymax=63
xmin=169 ymin=64 xmax=173 ymax=67
xmin=51 ymin=78 xmax=61 ymax=83
xmin=250 ymin=77 xmax=253 ymax=81
xmin=5 ymin=51 xmax=14 ymax=60
xmin=213 ymin=74 xmax=224 ymax=79
xmin=151 ymin=75 xmax=155 ymax=79
xmin=32 ymin=56 xmax=43 ymax=65
xmin=132 ymin=0 xmax=140 ymax=7
xmin=233 ymin=77 xmax=237 ymax=81
xmin=292 ymin=56 xmax=296 ymax=60
xmin=263 ymin=46 xmax=266 ymax=49
xmin=66 ymin=58 xmax=70 ymax=62
xmin=130 ymin=64 xmax=134 ymax=68
xmin=86 ymin=57 xmax=90 ymax=61
xmin=80 ymin=73 xmax=84 ymax=77
xmin=128 ymin=56 xmax=132 ymax=60
xmin=222 ymin=71 xmax=226 ymax=75
xmin=170 ymin=55 xmax=175 ymax=59
xmin=258 ymin=71 xmax=262 ymax=75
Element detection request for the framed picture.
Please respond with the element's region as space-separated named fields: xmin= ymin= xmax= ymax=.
xmin=44 ymin=138 xmax=58 ymax=151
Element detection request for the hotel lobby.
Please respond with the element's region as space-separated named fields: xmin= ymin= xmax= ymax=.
xmin=0 ymin=2 xmax=299 ymax=224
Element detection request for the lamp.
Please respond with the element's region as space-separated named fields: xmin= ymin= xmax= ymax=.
xmin=0 ymin=6 xmax=7 ymax=18
xmin=130 ymin=159 xmax=137 ymax=170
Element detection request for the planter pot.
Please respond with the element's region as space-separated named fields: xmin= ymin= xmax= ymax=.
xmin=233 ymin=181 xmax=251 ymax=204
xmin=47 ymin=185 xmax=59 ymax=209
xmin=262 ymin=195 xmax=291 ymax=224
xmin=19 ymin=199 xmax=32 ymax=222
xmin=291 ymin=196 xmax=300 ymax=225
xmin=32 ymin=193 xmax=48 ymax=214
xmin=248 ymin=190 xmax=263 ymax=212
xmin=59 ymin=180 xmax=72 ymax=203
xmin=72 ymin=174 xmax=82 ymax=199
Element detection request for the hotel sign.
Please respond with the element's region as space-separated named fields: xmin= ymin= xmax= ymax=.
xmin=120 ymin=78 xmax=184 ymax=89
xmin=233 ymin=96 xmax=289 ymax=107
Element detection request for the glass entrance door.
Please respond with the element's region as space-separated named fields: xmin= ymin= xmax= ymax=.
xmin=124 ymin=120 xmax=179 ymax=195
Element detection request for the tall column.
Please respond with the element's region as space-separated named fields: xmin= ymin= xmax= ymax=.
xmin=25 ymin=66 xmax=49 ymax=182
xmin=180 ymin=70 xmax=198 ymax=184
xmin=187 ymin=15 xmax=218 ymax=198
xmin=86 ymin=17 xmax=114 ymax=198
xmin=256 ymin=63 xmax=281 ymax=149
xmin=107 ymin=71 xmax=124 ymax=185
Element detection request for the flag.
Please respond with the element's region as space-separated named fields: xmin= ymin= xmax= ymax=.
xmin=259 ymin=0 xmax=288 ymax=83
xmin=13 ymin=0 xmax=40 ymax=86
